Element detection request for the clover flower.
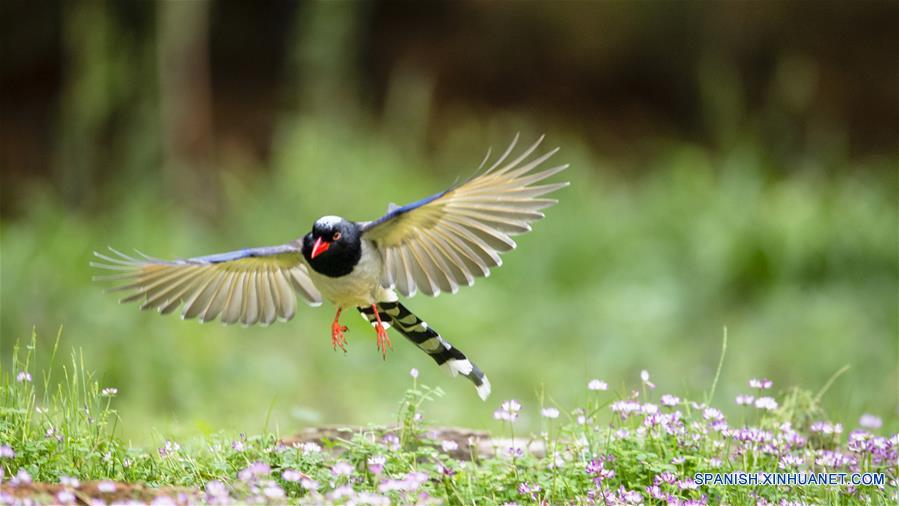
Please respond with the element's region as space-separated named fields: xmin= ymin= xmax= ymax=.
xmin=810 ymin=421 xmax=842 ymax=435
xmin=702 ymin=407 xmax=724 ymax=421
xmin=101 ymin=387 xmax=118 ymax=397
xmin=382 ymin=433 xmax=400 ymax=451
xmin=11 ymin=469 xmax=31 ymax=485
xmin=0 ymin=445 xmax=14 ymax=459
xmin=441 ymin=440 xmax=459 ymax=452
xmin=736 ymin=394 xmax=755 ymax=405
xmin=518 ymin=482 xmax=541 ymax=497
xmin=409 ymin=368 xmax=419 ymax=379
xmin=158 ymin=440 xmax=180 ymax=457
xmin=301 ymin=478 xmax=320 ymax=491
xmin=299 ymin=441 xmax=321 ymax=454
xmin=378 ymin=471 xmax=428 ymax=492
xmin=331 ymin=461 xmax=354 ymax=477
xmin=749 ymin=378 xmax=772 ymax=389
xmin=779 ymin=454 xmax=804 ymax=469
xmin=640 ymin=370 xmax=656 ymax=389
xmin=541 ymin=407 xmax=560 ymax=419
xmin=60 ymin=476 xmax=79 ymax=488
xmin=205 ymin=480 xmax=229 ymax=503
xmin=367 ymin=455 xmax=386 ymax=474
xmin=282 ymin=469 xmax=302 ymax=482
xmin=494 ymin=399 xmax=522 ymax=422
xmin=859 ymin=413 xmax=882 ymax=429
xmin=56 ymin=490 xmax=76 ymax=504
xmin=754 ymin=397 xmax=778 ymax=410
xmin=610 ymin=399 xmax=641 ymax=419
xmin=97 ymin=481 xmax=116 ymax=493
xmin=660 ymin=394 xmax=680 ymax=406
xmin=15 ymin=371 xmax=31 ymax=383
xmin=588 ymin=379 xmax=608 ymax=391
xmin=262 ymin=483 xmax=284 ymax=499
xmin=238 ymin=462 xmax=270 ymax=482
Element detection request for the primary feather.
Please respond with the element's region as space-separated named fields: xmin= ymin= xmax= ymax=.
xmin=91 ymin=245 xmax=322 ymax=325
xmin=361 ymin=134 xmax=569 ymax=297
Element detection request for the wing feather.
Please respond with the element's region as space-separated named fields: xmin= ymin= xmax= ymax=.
xmin=362 ymin=136 xmax=568 ymax=297
xmin=92 ymin=244 xmax=322 ymax=325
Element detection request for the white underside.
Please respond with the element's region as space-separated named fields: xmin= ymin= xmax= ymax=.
xmin=308 ymin=240 xmax=394 ymax=307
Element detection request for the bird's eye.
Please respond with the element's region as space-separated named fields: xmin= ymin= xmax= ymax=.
xmin=332 ymin=231 xmax=341 ymax=241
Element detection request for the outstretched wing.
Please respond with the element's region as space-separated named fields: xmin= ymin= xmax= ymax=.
xmin=361 ymin=135 xmax=569 ymax=297
xmin=92 ymin=244 xmax=322 ymax=325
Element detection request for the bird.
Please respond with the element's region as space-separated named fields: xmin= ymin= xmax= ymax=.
xmin=91 ymin=135 xmax=569 ymax=400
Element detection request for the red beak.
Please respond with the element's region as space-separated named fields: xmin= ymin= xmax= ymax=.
xmin=310 ymin=237 xmax=331 ymax=259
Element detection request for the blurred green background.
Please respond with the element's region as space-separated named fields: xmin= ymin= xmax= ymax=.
xmin=1 ymin=1 xmax=897 ymax=443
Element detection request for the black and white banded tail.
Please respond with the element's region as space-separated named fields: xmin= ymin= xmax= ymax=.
xmin=359 ymin=302 xmax=491 ymax=400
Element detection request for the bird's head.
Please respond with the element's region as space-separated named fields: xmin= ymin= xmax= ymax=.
xmin=302 ymin=216 xmax=362 ymax=276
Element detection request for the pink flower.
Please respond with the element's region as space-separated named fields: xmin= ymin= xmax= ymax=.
xmin=749 ymin=378 xmax=773 ymax=390
xmin=97 ymin=481 xmax=116 ymax=493
xmin=331 ymin=461 xmax=354 ymax=476
xmin=859 ymin=413 xmax=882 ymax=429
xmin=282 ymin=469 xmax=302 ymax=482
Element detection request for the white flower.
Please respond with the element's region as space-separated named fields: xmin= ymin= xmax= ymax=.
xmin=441 ymin=440 xmax=459 ymax=452
xmin=640 ymin=370 xmax=656 ymax=389
xmin=409 ymin=368 xmax=419 ymax=379
xmin=588 ymin=379 xmax=608 ymax=391
xmin=736 ymin=394 xmax=755 ymax=405
xmin=282 ymin=469 xmax=302 ymax=482
xmin=660 ymin=394 xmax=680 ymax=406
xmin=101 ymin=387 xmax=118 ymax=397
xmin=60 ymin=476 xmax=80 ymax=488
xmin=300 ymin=442 xmax=321 ymax=454
xmin=263 ymin=484 xmax=284 ymax=499
xmin=750 ymin=378 xmax=773 ymax=389
xmin=56 ymin=491 xmax=76 ymax=504
xmin=541 ymin=407 xmax=560 ymax=419
xmin=97 ymin=481 xmax=117 ymax=493
xmin=331 ymin=461 xmax=354 ymax=476
xmin=859 ymin=413 xmax=882 ymax=429
xmin=754 ymin=397 xmax=778 ymax=410
xmin=16 ymin=371 xmax=31 ymax=383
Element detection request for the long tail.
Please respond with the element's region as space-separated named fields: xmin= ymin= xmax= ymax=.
xmin=358 ymin=302 xmax=491 ymax=400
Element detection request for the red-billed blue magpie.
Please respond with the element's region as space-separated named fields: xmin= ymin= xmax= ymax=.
xmin=93 ymin=135 xmax=569 ymax=400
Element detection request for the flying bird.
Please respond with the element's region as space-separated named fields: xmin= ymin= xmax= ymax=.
xmin=92 ymin=135 xmax=569 ymax=400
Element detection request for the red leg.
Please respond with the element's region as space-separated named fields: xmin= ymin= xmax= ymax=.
xmin=371 ymin=304 xmax=392 ymax=359
xmin=331 ymin=306 xmax=348 ymax=352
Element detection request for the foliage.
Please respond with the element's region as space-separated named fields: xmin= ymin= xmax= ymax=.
xmin=1 ymin=122 xmax=895 ymax=443
xmin=1 ymin=334 xmax=896 ymax=504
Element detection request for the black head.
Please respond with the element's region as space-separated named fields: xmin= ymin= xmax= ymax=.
xmin=301 ymin=216 xmax=362 ymax=277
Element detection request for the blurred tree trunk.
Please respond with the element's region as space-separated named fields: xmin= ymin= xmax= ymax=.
xmin=55 ymin=0 xmax=126 ymax=208
xmin=289 ymin=1 xmax=367 ymax=119
xmin=157 ymin=0 xmax=216 ymax=216
xmin=55 ymin=1 xmax=164 ymax=211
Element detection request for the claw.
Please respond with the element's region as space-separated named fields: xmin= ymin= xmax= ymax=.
xmin=370 ymin=304 xmax=392 ymax=359
xmin=331 ymin=307 xmax=348 ymax=352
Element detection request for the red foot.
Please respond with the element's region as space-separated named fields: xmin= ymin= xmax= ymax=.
xmin=331 ymin=307 xmax=348 ymax=352
xmin=371 ymin=305 xmax=392 ymax=359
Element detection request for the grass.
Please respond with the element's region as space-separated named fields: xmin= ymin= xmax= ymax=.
xmin=2 ymin=332 xmax=896 ymax=504
xmin=1 ymin=123 xmax=896 ymax=444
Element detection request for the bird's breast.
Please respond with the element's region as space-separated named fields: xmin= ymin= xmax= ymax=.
xmin=308 ymin=240 xmax=383 ymax=307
